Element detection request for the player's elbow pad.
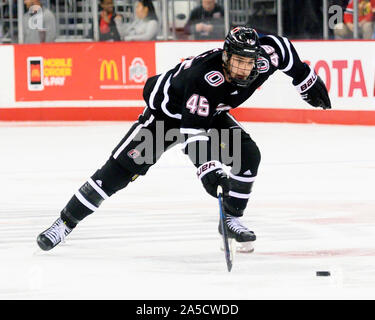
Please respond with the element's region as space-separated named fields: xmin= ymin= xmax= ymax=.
xmin=294 ymin=68 xmax=332 ymax=110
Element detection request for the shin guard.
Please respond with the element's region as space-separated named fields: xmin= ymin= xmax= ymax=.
xmin=61 ymin=157 xmax=135 ymax=227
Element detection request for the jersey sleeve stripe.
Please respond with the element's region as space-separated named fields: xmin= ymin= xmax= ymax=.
xmin=173 ymin=59 xmax=191 ymax=78
xmin=161 ymin=74 xmax=182 ymax=120
xmin=266 ymin=35 xmax=296 ymax=72
xmin=279 ymin=37 xmax=294 ymax=72
xmin=266 ymin=35 xmax=286 ymax=61
xmin=149 ymin=72 xmax=167 ymax=110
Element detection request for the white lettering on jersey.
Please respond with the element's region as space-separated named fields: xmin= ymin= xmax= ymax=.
xmin=261 ymin=45 xmax=274 ymax=55
xmin=261 ymin=45 xmax=279 ymax=67
xmin=186 ymin=94 xmax=210 ymax=117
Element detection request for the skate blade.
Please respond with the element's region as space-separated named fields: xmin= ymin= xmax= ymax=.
xmin=220 ymin=239 xmax=254 ymax=253
xmin=236 ymin=241 xmax=254 ymax=253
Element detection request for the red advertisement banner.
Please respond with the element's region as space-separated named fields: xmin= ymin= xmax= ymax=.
xmin=14 ymin=42 xmax=156 ymax=101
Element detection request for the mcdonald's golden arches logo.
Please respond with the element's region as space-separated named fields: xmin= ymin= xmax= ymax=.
xmin=100 ymin=59 xmax=119 ymax=81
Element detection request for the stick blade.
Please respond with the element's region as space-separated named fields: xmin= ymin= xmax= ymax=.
xmin=218 ymin=193 xmax=233 ymax=272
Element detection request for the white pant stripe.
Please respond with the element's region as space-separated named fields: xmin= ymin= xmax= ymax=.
xmin=229 ymin=172 xmax=256 ymax=183
xmin=113 ymin=113 xmax=155 ymax=159
xmin=181 ymin=135 xmax=209 ymax=150
xmin=229 ymin=191 xmax=252 ymax=199
xmin=75 ymin=191 xmax=98 ymax=212
xmin=226 ymin=113 xmax=247 ymax=133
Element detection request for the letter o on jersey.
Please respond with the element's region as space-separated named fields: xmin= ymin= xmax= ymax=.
xmin=204 ymin=71 xmax=225 ymax=87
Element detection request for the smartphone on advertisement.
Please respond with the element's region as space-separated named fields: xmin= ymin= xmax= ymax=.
xmin=27 ymin=57 xmax=44 ymax=91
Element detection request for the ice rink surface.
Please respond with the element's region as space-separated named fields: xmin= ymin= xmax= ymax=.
xmin=1 ymin=120 xmax=375 ymax=300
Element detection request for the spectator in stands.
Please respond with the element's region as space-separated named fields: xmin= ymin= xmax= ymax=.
xmin=184 ymin=0 xmax=225 ymax=40
xmin=329 ymin=0 xmax=350 ymax=7
xmin=115 ymin=0 xmax=159 ymax=41
xmin=98 ymin=0 xmax=122 ymax=41
xmin=334 ymin=0 xmax=375 ymax=39
xmin=23 ymin=0 xmax=56 ymax=43
xmin=283 ymin=0 xmax=324 ymax=39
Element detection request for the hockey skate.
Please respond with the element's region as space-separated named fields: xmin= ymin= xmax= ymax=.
xmin=219 ymin=214 xmax=256 ymax=253
xmin=37 ymin=218 xmax=73 ymax=251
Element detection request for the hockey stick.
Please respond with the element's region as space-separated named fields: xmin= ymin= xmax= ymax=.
xmin=217 ymin=186 xmax=233 ymax=272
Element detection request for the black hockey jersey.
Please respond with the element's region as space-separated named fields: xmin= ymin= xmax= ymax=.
xmin=142 ymin=34 xmax=313 ymax=160
xmin=144 ymin=34 xmax=310 ymax=127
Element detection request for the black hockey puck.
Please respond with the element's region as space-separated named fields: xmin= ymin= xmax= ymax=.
xmin=316 ymin=271 xmax=331 ymax=276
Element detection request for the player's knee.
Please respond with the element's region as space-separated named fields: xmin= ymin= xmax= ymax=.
xmin=240 ymin=136 xmax=261 ymax=176
xmin=249 ymin=141 xmax=261 ymax=168
xmin=60 ymin=158 xmax=135 ymax=228
xmin=92 ymin=157 xmax=136 ymax=196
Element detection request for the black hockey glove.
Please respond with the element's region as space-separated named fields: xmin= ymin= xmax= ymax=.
xmin=197 ymin=161 xmax=229 ymax=198
xmin=295 ymin=70 xmax=331 ymax=110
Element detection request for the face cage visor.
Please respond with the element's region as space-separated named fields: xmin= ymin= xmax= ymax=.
xmin=223 ymin=49 xmax=260 ymax=87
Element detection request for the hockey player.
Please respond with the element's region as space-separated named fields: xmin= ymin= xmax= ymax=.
xmin=37 ymin=26 xmax=331 ymax=252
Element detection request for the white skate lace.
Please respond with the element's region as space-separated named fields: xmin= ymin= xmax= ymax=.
xmin=225 ymin=216 xmax=249 ymax=234
xmin=44 ymin=218 xmax=71 ymax=245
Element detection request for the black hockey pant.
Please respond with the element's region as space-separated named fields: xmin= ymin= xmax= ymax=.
xmin=60 ymin=108 xmax=261 ymax=227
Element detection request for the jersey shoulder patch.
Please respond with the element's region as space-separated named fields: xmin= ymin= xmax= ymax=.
xmin=257 ymin=56 xmax=271 ymax=73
